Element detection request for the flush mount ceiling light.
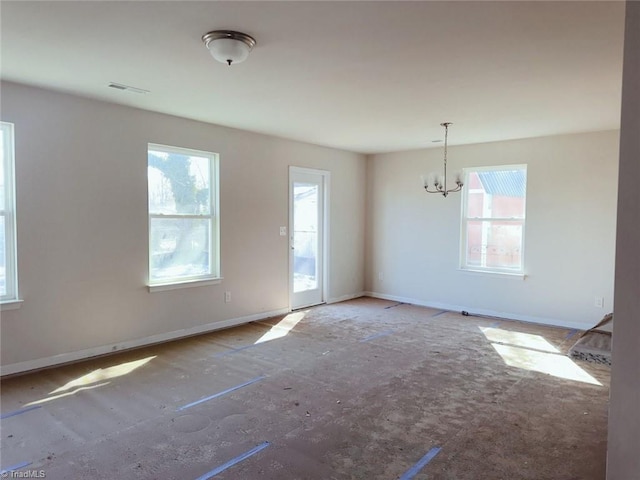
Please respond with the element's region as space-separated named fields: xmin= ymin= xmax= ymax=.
xmin=422 ymin=122 xmax=464 ymax=198
xmin=202 ymin=30 xmax=256 ymax=66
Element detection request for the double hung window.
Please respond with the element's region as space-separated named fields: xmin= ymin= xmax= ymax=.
xmin=461 ymin=165 xmax=527 ymax=274
xmin=1 ymin=122 xmax=18 ymax=302
xmin=147 ymin=144 xmax=219 ymax=286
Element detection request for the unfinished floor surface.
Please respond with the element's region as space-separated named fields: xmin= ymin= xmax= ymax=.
xmin=0 ymin=298 xmax=610 ymax=479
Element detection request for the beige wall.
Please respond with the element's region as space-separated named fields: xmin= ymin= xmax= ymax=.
xmin=607 ymin=2 xmax=640 ymax=478
xmin=0 ymin=82 xmax=366 ymax=373
xmin=366 ymin=130 xmax=619 ymax=328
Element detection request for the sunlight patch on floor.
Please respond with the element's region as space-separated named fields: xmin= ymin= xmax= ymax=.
xmin=23 ymin=356 xmax=157 ymax=406
xmin=26 ymin=382 xmax=111 ymax=406
xmin=480 ymin=327 xmax=559 ymax=353
xmin=49 ymin=356 xmax=157 ymax=395
xmin=480 ymin=327 xmax=601 ymax=386
xmin=254 ymin=311 xmax=306 ymax=344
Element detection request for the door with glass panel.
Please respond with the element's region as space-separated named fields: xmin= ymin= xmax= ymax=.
xmin=290 ymin=167 xmax=327 ymax=310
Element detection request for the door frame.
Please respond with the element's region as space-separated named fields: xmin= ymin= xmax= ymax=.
xmin=288 ymin=166 xmax=330 ymax=311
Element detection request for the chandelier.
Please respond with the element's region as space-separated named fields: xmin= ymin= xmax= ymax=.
xmin=423 ymin=122 xmax=463 ymax=197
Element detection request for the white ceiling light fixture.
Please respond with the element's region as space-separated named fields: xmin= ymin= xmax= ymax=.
xmin=202 ymin=30 xmax=256 ymax=66
xmin=422 ymin=122 xmax=464 ymax=198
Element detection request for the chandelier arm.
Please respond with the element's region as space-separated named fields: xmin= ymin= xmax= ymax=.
xmin=425 ymin=188 xmax=449 ymax=197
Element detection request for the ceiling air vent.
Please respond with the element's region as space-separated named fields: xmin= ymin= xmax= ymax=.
xmin=108 ymin=82 xmax=149 ymax=94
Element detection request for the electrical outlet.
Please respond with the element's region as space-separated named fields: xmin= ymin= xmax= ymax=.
xmin=225 ymin=291 xmax=232 ymax=303
xmin=594 ymin=296 xmax=604 ymax=308
xmin=280 ymin=226 xmax=287 ymax=236
xmin=378 ymin=271 xmax=384 ymax=281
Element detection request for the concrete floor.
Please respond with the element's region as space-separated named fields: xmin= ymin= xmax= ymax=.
xmin=0 ymin=298 xmax=610 ymax=479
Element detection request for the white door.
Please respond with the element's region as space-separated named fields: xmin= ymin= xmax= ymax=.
xmin=290 ymin=167 xmax=328 ymax=310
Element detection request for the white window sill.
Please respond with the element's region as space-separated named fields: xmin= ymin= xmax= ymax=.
xmin=148 ymin=277 xmax=223 ymax=293
xmin=459 ymin=268 xmax=526 ymax=280
xmin=1 ymin=299 xmax=24 ymax=311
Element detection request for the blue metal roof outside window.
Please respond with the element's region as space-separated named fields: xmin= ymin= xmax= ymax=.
xmin=477 ymin=169 xmax=526 ymax=197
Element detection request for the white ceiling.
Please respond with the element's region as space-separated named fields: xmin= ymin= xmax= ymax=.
xmin=0 ymin=1 xmax=626 ymax=154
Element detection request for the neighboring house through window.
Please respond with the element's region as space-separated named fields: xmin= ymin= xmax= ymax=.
xmin=461 ymin=165 xmax=527 ymax=274
xmin=1 ymin=121 xmax=18 ymax=302
xmin=147 ymin=144 xmax=220 ymax=287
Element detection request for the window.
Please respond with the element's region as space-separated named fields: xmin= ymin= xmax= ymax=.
xmin=461 ymin=165 xmax=527 ymax=274
xmin=147 ymin=144 xmax=219 ymax=287
xmin=1 ymin=122 xmax=18 ymax=302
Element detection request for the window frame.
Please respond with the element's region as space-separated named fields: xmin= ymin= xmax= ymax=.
xmin=1 ymin=121 xmax=19 ymax=303
xmin=460 ymin=164 xmax=527 ymax=276
xmin=147 ymin=143 xmax=220 ymax=289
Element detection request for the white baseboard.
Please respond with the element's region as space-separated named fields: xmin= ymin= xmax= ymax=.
xmin=363 ymin=291 xmax=590 ymax=330
xmin=0 ymin=307 xmax=290 ymax=377
xmin=2 ymin=291 xmax=590 ymax=376
xmin=326 ymin=292 xmax=365 ymax=304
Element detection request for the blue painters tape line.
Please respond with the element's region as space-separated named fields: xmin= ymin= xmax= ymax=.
xmin=384 ymin=302 xmax=404 ymax=310
xmin=430 ymin=310 xmax=448 ymax=318
xmin=566 ymin=329 xmax=578 ymax=340
xmin=1 ymin=405 xmax=42 ymax=420
xmin=214 ymin=343 xmax=259 ymax=358
xmin=399 ymin=446 xmax=442 ymax=480
xmin=195 ymin=441 xmax=270 ymax=480
xmin=177 ymin=376 xmax=266 ymax=411
xmin=1 ymin=461 xmax=33 ymax=475
xmin=359 ymin=330 xmax=394 ymax=343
